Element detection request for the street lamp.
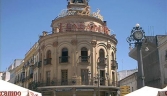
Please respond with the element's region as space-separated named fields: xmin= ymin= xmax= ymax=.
xmin=126 ymin=23 xmax=145 ymax=89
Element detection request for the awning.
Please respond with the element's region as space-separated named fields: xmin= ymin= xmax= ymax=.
xmin=0 ymin=80 xmax=42 ymax=96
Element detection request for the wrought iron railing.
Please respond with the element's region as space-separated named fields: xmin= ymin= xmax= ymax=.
xmin=59 ymin=56 xmax=69 ymax=63
xmin=44 ymin=58 xmax=52 ymax=65
xmin=97 ymin=57 xmax=107 ymax=66
xmin=111 ymin=60 xmax=118 ymax=70
xmin=79 ymin=56 xmax=90 ymax=63
xmin=36 ymin=79 xmax=118 ymax=87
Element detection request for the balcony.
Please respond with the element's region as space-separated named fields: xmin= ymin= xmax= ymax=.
xmin=79 ymin=56 xmax=90 ymax=64
xmin=38 ymin=61 xmax=42 ymax=68
xmin=44 ymin=58 xmax=52 ymax=65
xmin=22 ymin=78 xmax=25 ymax=83
xmin=59 ymin=56 xmax=69 ymax=63
xmin=111 ymin=60 xmax=118 ymax=70
xmin=37 ymin=79 xmax=118 ymax=87
xmin=30 ymin=73 xmax=33 ymax=79
xmin=97 ymin=57 xmax=107 ymax=66
xmin=34 ymin=62 xmax=38 ymax=68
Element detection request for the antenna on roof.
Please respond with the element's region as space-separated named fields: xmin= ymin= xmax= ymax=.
xmin=153 ymin=26 xmax=154 ymax=36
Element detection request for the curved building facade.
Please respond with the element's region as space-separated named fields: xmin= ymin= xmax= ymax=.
xmin=37 ymin=0 xmax=118 ymax=96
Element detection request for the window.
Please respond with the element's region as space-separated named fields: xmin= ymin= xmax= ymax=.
xmin=61 ymin=70 xmax=68 ymax=85
xmin=112 ymin=72 xmax=115 ymax=85
xmin=81 ymin=47 xmax=88 ymax=62
xmin=46 ymin=71 xmax=50 ymax=85
xmin=45 ymin=50 xmax=52 ymax=64
xmin=73 ymin=0 xmax=83 ymax=3
xmin=99 ymin=49 xmax=105 ymax=63
xmin=112 ymin=52 xmax=114 ymax=60
xmin=60 ymin=48 xmax=68 ymax=63
xmin=100 ymin=70 xmax=105 ymax=85
xmin=81 ymin=69 xmax=89 ymax=85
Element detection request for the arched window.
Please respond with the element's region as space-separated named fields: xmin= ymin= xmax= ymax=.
xmin=61 ymin=48 xmax=68 ymax=63
xmin=81 ymin=47 xmax=88 ymax=62
xmin=112 ymin=52 xmax=114 ymax=60
xmin=99 ymin=49 xmax=105 ymax=58
xmin=45 ymin=50 xmax=51 ymax=64
xmin=47 ymin=50 xmax=51 ymax=59
xmin=99 ymin=49 xmax=105 ymax=63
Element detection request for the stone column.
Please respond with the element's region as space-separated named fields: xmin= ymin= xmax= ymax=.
xmin=93 ymin=89 xmax=96 ymax=96
xmin=73 ymin=88 xmax=76 ymax=96
xmin=53 ymin=90 xmax=56 ymax=96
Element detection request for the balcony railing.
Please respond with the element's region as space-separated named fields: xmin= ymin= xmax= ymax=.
xmin=111 ymin=60 xmax=118 ymax=70
xmin=30 ymin=73 xmax=33 ymax=79
xmin=38 ymin=61 xmax=42 ymax=68
xmin=37 ymin=79 xmax=118 ymax=87
xmin=22 ymin=78 xmax=25 ymax=83
xmin=44 ymin=58 xmax=52 ymax=65
xmin=59 ymin=56 xmax=69 ymax=63
xmin=97 ymin=57 xmax=107 ymax=66
xmin=79 ymin=56 xmax=90 ymax=63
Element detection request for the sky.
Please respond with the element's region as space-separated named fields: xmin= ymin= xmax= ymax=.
xmin=1 ymin=0 xmax=167 ymax=72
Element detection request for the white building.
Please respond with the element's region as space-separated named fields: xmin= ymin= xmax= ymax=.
xmin=8 ymin=59 xmax=23 ymax=83
xmin=0 ymin=72 xmax=3 ymax=80
xmin=2 ymin=71 xmax=10 ymax=81
xmin=119 ymin=72 xmax=138 ymax=92
xmin=158 ymin=35 xmax=167 ymax=88
xmin=117 ymin=69 xmax=138 ymax=81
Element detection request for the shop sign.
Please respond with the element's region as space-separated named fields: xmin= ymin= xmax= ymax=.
xmin=55 ymin=88 xmax=72 ymax=92
xmin=0 ymin=91 xmax=21 ymax=96
xmin=55 ymin=22 xmax=109 ymax=35
xmin=76 ymin=88 xmax=94 ymax=91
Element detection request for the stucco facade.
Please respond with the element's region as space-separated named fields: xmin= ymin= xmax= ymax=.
xmin=158 ymin=35 xmax=167 ymax=88
xmin=36 ymin=0 xmax=118 ymax=96
xmin=129 ymin=35 xmax=167 ymax=89
xmin=119 ymin=72 xmax=137 ymax=92
xmin=9 ymin=0 xmax=119 ymax=96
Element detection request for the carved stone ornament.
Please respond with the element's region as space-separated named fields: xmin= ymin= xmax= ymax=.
xmin=53 ymin=41 xmax=58 ymax=47
xmin=107 ymin=44 xmax=111 ymax=49
xmin=71 ymin=39 xmax=77 ymax=45
xmin=91 ymin=41 xmax=97 ymax=47
xmin=41 ymin=45 xmax=45 ymax=50
xmin=77 ymin=6 xmax=90 ymax=16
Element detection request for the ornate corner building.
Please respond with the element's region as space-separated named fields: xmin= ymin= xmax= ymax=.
xmin=17 ymin=0 xmax=119 ymax=96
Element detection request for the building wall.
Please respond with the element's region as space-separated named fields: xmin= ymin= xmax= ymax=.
xmin=2 ymin=71 xmax=10 ymax=81
xmin=119 ymin=72 xmax=137 ymax=92
xmin=158 ymin=35 xmax=167 ymax=88
xmin=38 ymin=31 xmax=117 ymax=84
xmin=0 ymin=72 xmax=3 ymax=80
xmin=117 ymin=69 xmax=138 ymax=81
xmin=143 ymin=49 xmax=161 ymax=88
xmin=9 ymin=69 xmax=15 ymax=83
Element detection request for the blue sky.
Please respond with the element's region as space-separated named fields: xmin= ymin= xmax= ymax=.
xmin=1 ymin=0 xmax=167 ymax=72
